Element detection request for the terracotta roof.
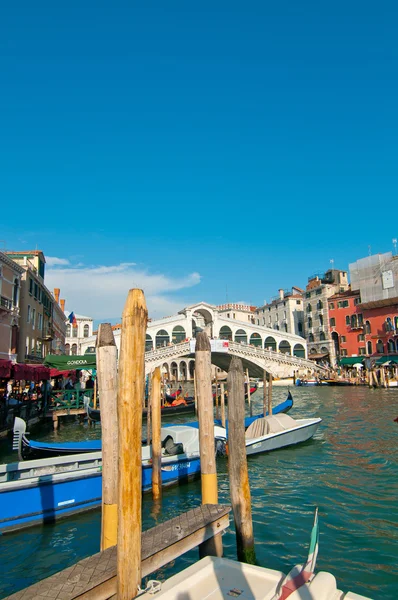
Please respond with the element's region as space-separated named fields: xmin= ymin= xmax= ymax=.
xmin=328 ymin=289 xmax=359 ymax=300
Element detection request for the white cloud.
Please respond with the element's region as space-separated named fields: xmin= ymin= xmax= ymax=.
xmin=46 ymin=256 xmax=70 ymax=267
xmin=45 ymin=261 xmax=202 ymax=320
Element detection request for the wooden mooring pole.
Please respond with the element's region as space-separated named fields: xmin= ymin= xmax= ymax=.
xmin=220 ymin=381 xmax=226 ymax=427
xmin=117 ymin=289 xmax=148 ymax=600
xmin=246 ymin=368 xmax=252 ymax=416
xmin=151 ymin=367 xmax=162 ymax=500
xmin=96 ymin=323 xmax=118 ymax=551
xmin=195 ymin=331 xmax=223 ymax=558
xmin=268 ymin=372 xmax=273 ymax=416
xmin=227 ymin=356 xmax=256 ymax=564
xmin=263 ymin=369 xmax=267 ymax=415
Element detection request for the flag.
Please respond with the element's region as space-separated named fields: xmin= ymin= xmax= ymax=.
xmin=69 ymin=312 xmax=78 ymax=328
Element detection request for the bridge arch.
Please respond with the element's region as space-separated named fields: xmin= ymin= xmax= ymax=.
xmin=162 ymin=363 xmax=170 ymax=379
xmin=156 ymin=329 xmax=170 ymax=348
xmin=179 ymin=360 xmax=188 ymax=380
xmin=170 ymin=361 xmax=178 ymax=381
xmin=293 ymin=343 xmax=305 ymax=358
xmin=249 ymin=332 xmax=262 ymax=347
xmin=219 ymin=325 xmax=233 ymax=340
xmin=172 ymin=325 xmax=186 ymax=344
xmin=234 ymin=328 xmax=247 ymax=344
xmin=146 ymin=334 xmax=153 ymax=351
xmin=189 ymin=360 xmax=195 ymax=378
xmin=279 ymin=340 xmax=291 ymax=355
xmin=264 ymin=336 xmax=276 ymax=351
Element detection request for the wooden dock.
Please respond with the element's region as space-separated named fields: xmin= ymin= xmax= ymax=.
xmin=5 ymin=504 xmax=230 ymax=600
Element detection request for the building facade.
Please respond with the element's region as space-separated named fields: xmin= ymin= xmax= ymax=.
xmin=216 ymin=304 xmax=256 ymax=324
xmin=5 ymin=251 xmax=66 ymax=363
xmin=254 ymin=287 xmax=304 ymax=336
xmin=303 ymin=269 xmax=349 ymax=365
xmin=65 ymin=313 xmax=94 ymax=355
xmin=350 ymin=252 xmax=398 ymax=357
xmin=327 ymin=289 xmax=364 ymax=359
xmin=0 ymin=252 xmax=24 ymax=361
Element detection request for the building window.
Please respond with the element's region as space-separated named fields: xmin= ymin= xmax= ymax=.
xmin=84 ymin=324 xmax=89 ymax=337
xmin=284 ymin=323 xmax=288 ymax=332
xmin=307 ymin=304 xmax=312 ymax=313
xmin=308 ymin=333 xmax=314 ymax=342
xmin=65 ymin=343 xmax=70 ymax=355
xmin=338 ymin=300 xmax=349 ymax=308
xmin=316 ymin=289 xmax=322 ymax=295
xmin=305 ymin=292 xmax=311 ymax=298
xmin=386 ymin=317 xmax=394 ymax=332
xmin=298 ymin=322 xmax=303 ymax=333
xmin=29 ymin=278 xmax=33 ymax=294
xmin=71 ymin=343 xmax=78 ymax=355
xmin=387 ymin=339 xmax=395 ymax=353
xmin=330 ymin=317 xmax=336 ymax=327
xmin=320 ymin=331 xmax=326 ymax=341
xmin=233 ymin=313 xmax=236 ymax=319
xmin=66 ymin=324 xmax=71 ymax=337
xmin=365 ymin=321 xmax=371 ymax=334
xmin=27 ymin=305 xmax=31 ymax=322
xmin=38 ymin=313 xmax=42 ymax=330
xmin=341 ymin=336 xmax=346 ymax=343
xmin=341 ymin=349 xmax=348 ymax=356
xmin=34 ymin=283 xmax=38 ymax=299
xmin=227 ymin=313 xmax=230 ymax=319
xmin=358 ymin=347 xmax=366 ymax=355
xmin=72 ymin=327 xmax=78 ymax=338
xmin=317 ymin=300 xmax=323 ymax=310
xmin=357 ymin=333 xmax=365 ymax=341
xmin=32 ymin=308 xmax=36 ymax=328
xmin=329 ymin=303 xmax=334 ymax=310
xmin=345 ymin=315 xmax=350 ymax=325
xmin=358 ymin=313 xmax=363 ymax=326
xmin=296 ymin=300 xmax=301 ymax=305
xmin=367 ymin=341 xmax=372 ymax=354
xmin=319 ymin=314 xmax=323 ymax=326
xmin=376 ymin=339 xmax=384 ymax=353
xmin=351 ymin=315 xmax=358 ymax=328
xmin=308 ymin=317 xmax=312 ymax=328
xmin=354 ymin=297 xmax=361 ymax=305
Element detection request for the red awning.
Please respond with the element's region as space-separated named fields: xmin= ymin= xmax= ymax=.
xmin=0 ymin=359 xmax=12 ymax=378
xmin=12 ymin=363 xmax=51 ymax=381
xmin=49 ymin=368 xmax=75 ymax=378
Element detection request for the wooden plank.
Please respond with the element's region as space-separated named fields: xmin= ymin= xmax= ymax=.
xmin=5 ymin=505 xmax=230 ymax=600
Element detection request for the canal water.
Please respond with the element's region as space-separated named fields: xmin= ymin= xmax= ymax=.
xmin=0 ymin=386 xmax=397 ymax=599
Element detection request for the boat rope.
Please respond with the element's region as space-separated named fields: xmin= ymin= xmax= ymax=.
xmin=138 ymin=579 xmax=162 ymax=595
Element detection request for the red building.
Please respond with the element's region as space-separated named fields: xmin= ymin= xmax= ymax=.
xmin=328 ymin=289 xmax=398 ymax=361
xmin=328 ymin=289 xmax=365 ymax=360
xmin=361 ymin=300 xmax=398 ymax=356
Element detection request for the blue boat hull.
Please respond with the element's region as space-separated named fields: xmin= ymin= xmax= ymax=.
xmin=0 ymin=456 xmax=201 ymax=534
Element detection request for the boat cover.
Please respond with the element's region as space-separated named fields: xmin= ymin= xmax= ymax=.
xmin=245 ymin=414 xmax=297 ymax=439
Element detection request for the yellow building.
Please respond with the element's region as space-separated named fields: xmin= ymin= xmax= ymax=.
xmin=0 ymin=252 xmax=24 ymax=361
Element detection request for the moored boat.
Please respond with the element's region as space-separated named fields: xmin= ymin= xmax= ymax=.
xmin=15 ymin=392 xmax=294 ymax=460
xmin=1 ymin=425 xmax=201 ymax=533
xmin=138 ymin=509 xmax=370 ymax=600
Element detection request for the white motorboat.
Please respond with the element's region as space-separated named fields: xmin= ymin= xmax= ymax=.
xmin=139 ymin=555 xmax=370 ymax=599
xmin=139 ymin=509 xmax=371 ymax=600
xmin=215 ymin=413 xmax=321 ymax=456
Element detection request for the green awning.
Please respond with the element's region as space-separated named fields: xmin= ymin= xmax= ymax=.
xmin=43 ymin=354 xmax=96 ymax=369
xmin=339 ymin=357 xmax=364 ymax=366
xmin=375 ymin=355 xmax=398 ymax=365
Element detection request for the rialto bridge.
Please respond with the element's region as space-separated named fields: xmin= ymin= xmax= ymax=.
xmin=80 ymin=302 xmax=327 ymax=380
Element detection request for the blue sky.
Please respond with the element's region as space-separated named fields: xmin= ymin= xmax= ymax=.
xmin=1 ymin=1 xmax=397 ymax=321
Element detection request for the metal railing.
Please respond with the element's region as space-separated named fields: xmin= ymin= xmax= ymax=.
xmin=0 ymin=296 xmax=12 ymax=310
xmin=50 ymin=389 xmax=94 ymax=411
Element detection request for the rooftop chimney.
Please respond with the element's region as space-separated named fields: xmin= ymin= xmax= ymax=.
xmin=279 ymin=289 xmax=284 ymax=299
xmin=60 ymin=299 xmax=65 ymax=313
xmin=54 ymin=288 xmax=60 ymax=304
